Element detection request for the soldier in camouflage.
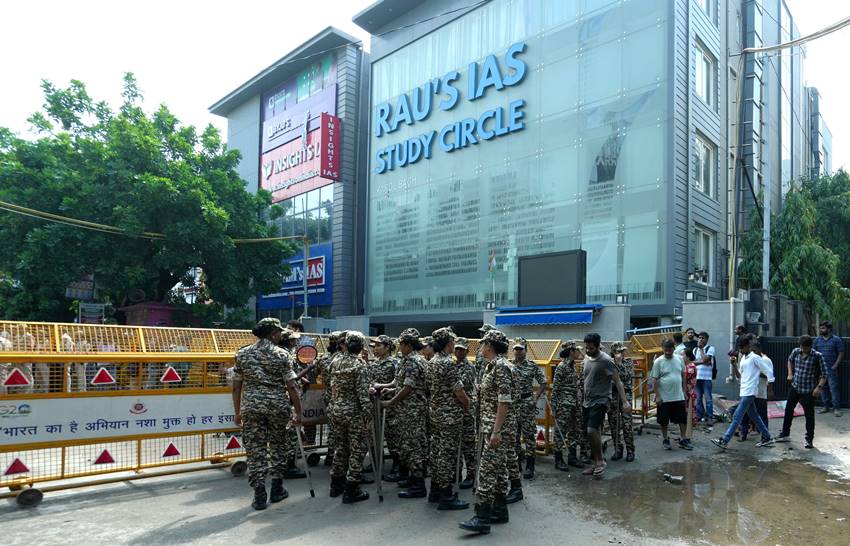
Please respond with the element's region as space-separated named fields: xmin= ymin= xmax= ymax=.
xmin=455 ymin=338 xmax=477 ymax=489
xmin=327 ymin=331 xmax=372 ymax=503
xmin=459 ymin=328 xmax=514 ymax=534
xmin=374 ymin=328 xmax=429 ymax=499
xmin=607 ymin=342 xmax=636 ymax=462
xmin=232 ymin=318 xmax=303 ymax=510
xmin=512 ymin=338 xmax=548 ymax=479
xmin=551 ymin=341 xmax=586 ymax=469
xmin=311 ymin=331 xmax=344 ymax=466
xmin=278 ymin=328 xmax=308 ymax=480
xmin=503 ymin=350 xmax=524 ymax=504
xmin=369 ymin=335 xmax=401 ymax=480
xmin=425 ymin=327 xmax=471 ymax=510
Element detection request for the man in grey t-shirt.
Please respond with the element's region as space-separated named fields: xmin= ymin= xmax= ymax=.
xmin=581 ymin=333 xmax=630 ymax=477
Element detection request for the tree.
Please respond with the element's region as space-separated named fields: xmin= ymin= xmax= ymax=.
xmin=0 ymin=75 xmax=293 ymax=323
xmin=806 ymin=170 xmax=850 ymax=288
xmin=738 ymin=179 xmax=850 ymax=328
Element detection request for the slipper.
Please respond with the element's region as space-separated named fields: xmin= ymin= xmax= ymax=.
xmin=582 ymin=466 xmax=596 ymax=475
xmin=593 ymin=463 xmax=607 ymax=476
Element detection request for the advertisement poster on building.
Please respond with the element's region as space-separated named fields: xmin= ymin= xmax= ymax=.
xmin=258 ymin=241 xmax=333 ymax=311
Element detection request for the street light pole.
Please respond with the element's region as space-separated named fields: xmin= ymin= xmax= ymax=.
xmin=301 ymin=236 xmax=310 ymax=320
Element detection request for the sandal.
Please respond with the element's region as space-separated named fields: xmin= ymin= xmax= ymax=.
xmin=582 ymin=466 xmax=596 ymax=475
xmin=593 ymin=462 xmax=607 ymax=476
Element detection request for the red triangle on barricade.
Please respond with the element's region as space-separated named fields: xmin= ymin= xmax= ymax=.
xmin=536 ymin=430 xmax=546 ymax=441
xmin=4 ymin=458 xmax=30 ymax=476
xmin=94 ymin=449 xmax=115 ymax=465
xmin=225 ymin=436 xmax=242 ymax=450
xmin=3 ymin=368 xmax=31 ymax=387
xmin=159 ymin=366 xmax=182 ymax=383
xmin=91 ymin=367 xmax=116 ymax=385
xmin=162 ymin=443 xmax=181 ymax=457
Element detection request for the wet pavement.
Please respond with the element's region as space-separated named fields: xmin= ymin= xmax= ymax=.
xmin=2 ymin=411 xmax=849 ymax=545
xmin=553 ymin=457 xmax=850 ymax=545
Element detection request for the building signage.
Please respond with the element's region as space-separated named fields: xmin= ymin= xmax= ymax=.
xmin=373 ymin=41 xmax=528 ymax=174
xmin=260 ymin=114 xmax=341 ymax=202
xmin=258 ymin=242 xmax=333 ymax=310
xmin=261 ymin=84 xmax=337 ymax=153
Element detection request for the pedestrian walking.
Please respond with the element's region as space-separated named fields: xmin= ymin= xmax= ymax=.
xmin=740 ymin=338 xmax=772 ymax=441
xmin=650 ymin=340 xmax=692 ymax=450
xmin=581 ymin=333 xmax=630 ymax=477
xmin=712 ymin=335 xmax=775 ymax=450
xmin=776 ymin=335 xmax=829 ymax=448
xmin=813 ymin=321 xmax=844 ymax=416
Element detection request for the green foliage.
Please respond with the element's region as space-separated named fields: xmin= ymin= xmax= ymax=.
xmin=0 ymin=75 xmax=293 ymax=323
xmin=738 ymin=173 xmax=850 ymax=323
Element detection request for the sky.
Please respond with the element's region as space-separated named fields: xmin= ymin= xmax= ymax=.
xmin=0 ymin=0 xmax=848 ymax=171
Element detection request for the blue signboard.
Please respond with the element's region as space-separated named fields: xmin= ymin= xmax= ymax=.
xmin=258 ymin=242 xmax=333 ymax=310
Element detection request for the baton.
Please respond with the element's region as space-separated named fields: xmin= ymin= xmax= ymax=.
xmin=473 ymin=431 xmax=484 ymax=495
xmin=378 ymin=405 xmax=386 ymax=502
xmin=541 ymin=394 xmax=569 ymax=454
xmin=294 ymin=424 xmax=315 ymax=498
xmin=374 ymin=398 xmax=385 ymax=502
xmin=364 ymin=422 xmax=382 ymax=502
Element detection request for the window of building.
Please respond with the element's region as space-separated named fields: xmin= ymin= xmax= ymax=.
xmin=696 ymin=0 xmax=715 ymax=23
xmin=694 ymin=227 xmax=714 ymax=285
xmin=695 ymin=134 xmax=716 ymax=197
xmin=695 ymin=43 xmax=715 ymax=108
xmin=271 ymin=183 xmax=335 ymax=244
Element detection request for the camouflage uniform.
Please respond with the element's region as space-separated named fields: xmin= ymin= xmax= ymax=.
xmin=551 ymin=346 xmax=584 ymax=457
xmin=394 ymin=332 xmax=429 ymax=481
xmin=477 ymin=332 xmax=514 ymax=505
xmin=233 ymin=334 xmax=296 ymax=488
xmin=513 ymin=339 xmax=548 ymax=459
xmin=313 ymin=331 xmax=344 ymax=460
xmin=327 ymin=334 xmax=372 ymax=484
xmin=425 ymin=328 xmax=465 ymax=491
xmin=278 ymin=329 xmax=302 ymax=467
xmin=503 ymin=359 xmax=522 ymax=483
xmin=369 ymin=335 xmax=399 ymax=459
xmin=607 ymin=345 xmax=635 ymax=457
xmin=456 ymin=338 xmax=478 ymax=477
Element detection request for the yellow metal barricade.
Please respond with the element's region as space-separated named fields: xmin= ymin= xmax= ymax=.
xmin=0 ymin=321 xmax=336 ymax=507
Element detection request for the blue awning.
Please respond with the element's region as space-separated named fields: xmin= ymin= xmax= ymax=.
xmin=495 ymin=309 xmax=595 ymax=326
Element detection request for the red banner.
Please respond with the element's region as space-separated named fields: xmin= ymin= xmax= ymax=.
xmin=260 ymin=114 xmax=341 ymax=203
xmin=320 ymin=113 xmax=341 ymax=181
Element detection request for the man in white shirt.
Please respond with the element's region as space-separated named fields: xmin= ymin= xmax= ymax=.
xmin=713 ymin=335 xmax=775 ymax=449
xmin=694 ymin=332 xmax=716 ymax=423
xmin=740 ymin=338 xmax=772 ymax=441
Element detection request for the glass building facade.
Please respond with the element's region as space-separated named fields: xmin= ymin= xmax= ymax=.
xmin=366 ymin=0 xmax=671 ymax=317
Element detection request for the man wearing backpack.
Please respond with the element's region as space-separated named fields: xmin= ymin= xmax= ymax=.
xmin=694 ymin=332 xmax=716 ymax=424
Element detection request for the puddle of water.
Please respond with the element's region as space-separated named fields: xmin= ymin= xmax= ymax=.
xmin=558 ymin=458 xmax=850 ymax=545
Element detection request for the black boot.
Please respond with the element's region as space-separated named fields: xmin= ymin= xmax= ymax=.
xmin=269 ymin=478 xmax=289 ymax=503
xmin=504 ymin=479 xmax=523 ymax=504
xmin=523 ymin=456 xmax=535 ymax=480
xmin=342 ymin=480 xmax=370 ymax=504
xmin=324 ymin=451 xmax=333 ymax=466
xmin=396 ymin=463 xmax=411 ymax=487
xmin=567 ymin=447 xmax=584 ymax=468
xmin=625 ymin=450 xmax=635 ymax=462
xmin=490 ymin=493 xmax=509 ymax=524
xmin=251 ymin=484 xmax=268 ymax=510
xmin=329 ymin=475 xmax=345 ymax=498
xmin=459 ymin=470 xmax=475 ymax=490
xmin=437 ymin=485 xmax=469 ymax=511
xmin=383 ymin=455 xmax=400 ymax=481
xmin=611 ymin=447 xmax=623 ymax=461
xmin=554 ymin=451 xmax=569 ymax=472
xmin=284 ymin=459 xmax=306 ymax=479
xmin=459 ymin=502 xmax=492 ymax=534
xmin=398 ymin=475 xmax=427 ymax=499
xmin=428 ymin=483 xmax=442 ymax=503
